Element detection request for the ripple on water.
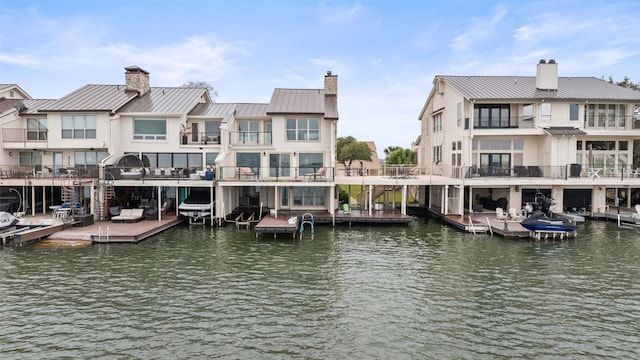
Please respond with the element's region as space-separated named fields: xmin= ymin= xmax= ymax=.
xmin=1 ymin=221 xmax=640 ymax=359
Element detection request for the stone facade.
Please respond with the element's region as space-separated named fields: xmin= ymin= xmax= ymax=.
xmin=125 ymin=66 xmax=150 ymax=96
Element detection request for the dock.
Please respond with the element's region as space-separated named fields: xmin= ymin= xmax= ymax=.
xmin=254 ymin=210 xmax=415 ymax=238
xmin=5 ymin=215 xmax=184 ymax=245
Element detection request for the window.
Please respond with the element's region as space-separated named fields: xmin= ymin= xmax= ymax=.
xmin=236 ymin=152 xmax=261 ymax=174
xmin=204 ymin=121 xmax=221 ymax=143
xmin=539 ymin=103 xmax=551 ymax=122
xmin=474 ymin=104 xmax=511 ymax=128
xmin=569 ymin=104 xmax=579 ymax=121
xmin=19 ymin=151 xmax=42 ymax=170
xmin=27 ymin=118 xmax=48 ymax=140
xmin=433 ymin=113 xmax=442 ymax=132
xmin=456 ymin=102 xmax=462 ymax=127
xmin=206 ymin=152 xmax=218 ymax=167
xmin=432 ymin=145 xmax=442 ymax=163
xmin=480 ymin=153 xmax=511 ymax=175
xmin=269 ymin=153 xmax=291 ymax=177
xmin=75 ymin=151 xmax=108 ymax=165
xmin=293 ymin=187 xmax=325 ymax=206
xmin=133 ymin=118 xmax=166 ymax=140
xmin=286 ymin=118 xmax=319 ymax=141
xmin=523 ymin=104 xmax=534 ymax=121
xmin=62 ymin=115 xmax=96 ymax=139
xmin=142 ymin=153 xmax=202 ymax=168
xmin=585 ymin=104 xmax=627 ymax=129
xmin=239 ymin=120 xmax=259 ymax=144
xmin=298 ymin=153 xmax=323 ymax=176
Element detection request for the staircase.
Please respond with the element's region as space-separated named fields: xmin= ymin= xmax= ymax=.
xmin=357 ymin=185 xmax=401 ymax=209
xmin=94 ymin=179 xmax=115 ymax=221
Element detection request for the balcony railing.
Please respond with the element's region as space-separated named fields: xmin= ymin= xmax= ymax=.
xmin=473 ymin=116 xmax=536 ymax=129
xmin=229 ymin=131 xmax=272 ymax=146
xmin=0 ymin=164 xmax=98 ymax=179
xmin=2 ymin=128 xmax=49 ymax=143
xmin=180 ymin=131 xmax=221 ymax=146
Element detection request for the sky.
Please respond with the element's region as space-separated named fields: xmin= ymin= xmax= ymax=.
xmin=1 ymin=0 xmax=639 ymax=157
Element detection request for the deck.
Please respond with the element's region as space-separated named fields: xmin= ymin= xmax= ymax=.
xmin=254 ymin=210 xmax=415 ymax=238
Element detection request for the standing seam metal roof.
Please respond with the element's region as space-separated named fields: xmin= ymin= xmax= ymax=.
xmin=438 ymin=76 xmax=640 ymax=101
xmin=266 ymin=89 xmax=326 ymax=114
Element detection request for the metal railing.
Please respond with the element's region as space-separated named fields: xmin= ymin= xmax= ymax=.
xmin=180 ymin=131 xmax=221 ymax=146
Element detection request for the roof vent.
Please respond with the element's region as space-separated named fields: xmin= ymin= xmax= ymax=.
xmin=548 ymin=59 xmax=556 ymax=64
xmin=539 ymin=59 xmax=547 ymax=64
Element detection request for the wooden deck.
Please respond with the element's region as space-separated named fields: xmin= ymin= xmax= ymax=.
xmin=9 ymin=215 xmax=185 ymax=245
xmin=254 ymin=210 xmax=415 ymax=238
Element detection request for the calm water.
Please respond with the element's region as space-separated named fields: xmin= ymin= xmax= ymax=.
xmin=1 ymin=220 xmax=640 ymax=359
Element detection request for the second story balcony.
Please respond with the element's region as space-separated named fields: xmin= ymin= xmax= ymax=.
xmin=229 ymin=131 xmax=272 ymax=146
xmin=180 ymin=131 xmax=221 ymax=146
xmin=2 ymin=128 xmax=49 ymax=149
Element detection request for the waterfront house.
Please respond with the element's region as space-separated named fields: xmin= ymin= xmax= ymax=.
xmin=417 ymin=59 xmax=640 ymax=216
xmin=0 ymin=67 xmax=340 ymax=223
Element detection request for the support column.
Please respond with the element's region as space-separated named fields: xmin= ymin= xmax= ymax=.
xmin=401 ymin=184 xmax=407 ymax=215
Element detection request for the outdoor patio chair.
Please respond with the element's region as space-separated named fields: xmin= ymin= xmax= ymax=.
xmin=343 ymin=203 xmax=352 ymax=215
xmin=633 ymin=205 xmax=640 ymax=220
xmin=508 ymin=208 xmax=522 ymax=221
xmin=495 ymin=207 xmax=507 ymax=221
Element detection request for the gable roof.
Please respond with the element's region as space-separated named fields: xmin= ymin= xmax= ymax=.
xmin=437 ymin=76 xmax=640 ymax=101
xmin=118 ymin=87 xmax=208 ymax=114
xmin=41 ymin=85 xmax=139 ymax=112
xmin=0 ymin=84 xmax=31 ymax=100
xmin=267 ymin=88 xmax=326 ymax=115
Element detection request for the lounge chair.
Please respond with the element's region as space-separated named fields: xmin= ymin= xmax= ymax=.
xmin=632 ymin=204 xmax=640 ymax=220
xmin=342 ymin=203 xmax=351 ymax=215
xmin=305 ymin=167 xmax=326 ymax=180
xmin=514 ymin=166 xmax=528 ymax=177
xmin=527 ymin=166 xmax=543 ymax=177
xmin=238 ymin=167 xmax=256 ymax=179
xmin=508 ymin=208 xmax=522 ymax=221
xmin=111 ymin=208 xmax=145 ymax=222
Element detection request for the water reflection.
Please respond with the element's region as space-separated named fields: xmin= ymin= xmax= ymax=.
xmin=1 ymin=221 xmax=639 ymax=359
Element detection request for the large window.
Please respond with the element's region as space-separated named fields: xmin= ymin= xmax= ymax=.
xmin=27 ymin=118 xmax=48 ymax=140
xmin=286 ymin=118 xmax=319 ymax=141
xmin=480 ymin=153 xmax=511 ymax=175
xmin=75 ymin=151 xmax=108 ymax=165
xmin=586 ymin=104 xmax=627 ymax=129
xmin=142 ymin=153 xmax=203 ymax=168
xmin=236 ymin=152 xmax=261 ymax=174
xmin=62 ymin=115 xmax=96 ymax=139
xmin=269 ymin=153 xmax=291 ymax=177
xmin=238 ymin=121 xmax=259 ymax=144
xmin=204 ymin=121 xmax=221 ymax=143
xmin=298 ymin=153 xmax=323 ymax=176
xmin=293 ymin=187 xmax=325 ymax=206
xmin=133 ymin=118 xmax=166 ymax=140
xmin=474 ymin=104 xmax=511 ymax=128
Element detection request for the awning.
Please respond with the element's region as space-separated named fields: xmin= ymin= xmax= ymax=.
xmin=543 ymin=127 xmax=586 ymax=136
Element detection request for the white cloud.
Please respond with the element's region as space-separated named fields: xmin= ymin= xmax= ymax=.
xmin=450 ymin=5 xmax=507 ymax=51
xmin=319 ymin=1 xmax=367 ymax=23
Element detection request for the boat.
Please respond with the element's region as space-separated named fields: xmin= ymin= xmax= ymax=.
xmin=0 ymin=192 xmax=21 ymax=213
xmin=520 ymin=193 xmax=577 ymax=235
xmin=178 ymin=189 xmax=213 ymax=224
xmin=0 ymin=211 xmax=20 ymax=231
xmin=520 ymin=212 xmax=577 ymax=233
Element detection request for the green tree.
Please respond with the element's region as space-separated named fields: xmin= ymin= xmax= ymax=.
xmin=386 ymin=147 xmax=417 ymax=165
xmin=337 ymin=136 xmax=371 ymax=171
xmin=383 ymin=146 xmax=401 ymax=157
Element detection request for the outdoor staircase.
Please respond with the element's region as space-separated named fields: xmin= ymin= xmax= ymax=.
xmin=94 ymin=179 xmax=115 ymax=221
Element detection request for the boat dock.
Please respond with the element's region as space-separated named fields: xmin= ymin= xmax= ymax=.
xmin=254 ymin=210 xmax=415 ymax=238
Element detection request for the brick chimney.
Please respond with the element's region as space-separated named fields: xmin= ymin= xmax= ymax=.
xmin=324 ymin=71 xmax=337 ymax=96
xmin=536 ymin=59 xmax=558 ymax=91
xmin=124 ymin=65 xmax=150 ymax=96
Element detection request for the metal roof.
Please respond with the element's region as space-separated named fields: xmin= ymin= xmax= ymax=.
xmin=266 ymin=89 xmax=326 ymax=115
xmin=118 ymin=87 xmax=207 ymax=114
xmin=189 ymin=103 xmax=269 ymax=118
xmin=41 ymin=85 xmax=138 ymax=112
xmin=438 ymin=76 xmax=640 ymax=101
xmin=21 ymin=99 xmax=58 ymax=114
xmin=543 ymin=127 xmax=587 ymax=136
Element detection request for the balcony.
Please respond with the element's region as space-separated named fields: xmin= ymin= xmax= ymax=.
xmin=229 ymin=131 xmax=272 ymax=146
xmin=217 ymin=166 xmax=334 ymax=182
xmin=472 ymin=115 xmax=536 ymax=129
xmin=2 ymin=128 xmax=49 ymax=148
xmin=180 ymin=131 xmax=221 ymax=146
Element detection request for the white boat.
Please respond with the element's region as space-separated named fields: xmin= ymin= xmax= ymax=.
xmin=0 ymin=211 xmax=19 ymax=231
xmin=178 ymin=189 xmax=213 ymax=224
